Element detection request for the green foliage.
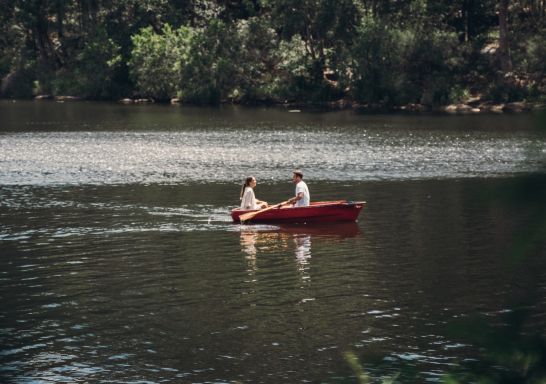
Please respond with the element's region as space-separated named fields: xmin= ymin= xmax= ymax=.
xmin=485 ymin=79 xmax=530 ymax=103
xmin=520 ymin=31 xmax=546 ymax=76
xmin=179 ymin=20 xmax=239 ymax=104
xmin=0 ymin=0 xmax=544 ymax=105
xmin=230 ymin=17 xmax=280 ymax=102
xmin=349 ymin=18 xmax=463 ymax=106
xmin=406 ymin=30 xmax=462 ymax=106
xmin=129 ymin=18 xmax=278 ymax=104
xmin=344 ymin=351 xmax=372 ymax=384
xmin=344 ymin=351 xmax=401 ymax=384
xmin=449 ymin=85 xmax=471 ymax=103
xmin=348 ymin=17 xmax=404 ymax=104
xmin=129 ymin=25 xmax=192 ymax=101
xmin=273 ymin=35 xmax=313 ymax=100
xmin=52 ymin=27 xmax=122 ymax=99
xmin=264 ymin=0 xmax=358 ymax=101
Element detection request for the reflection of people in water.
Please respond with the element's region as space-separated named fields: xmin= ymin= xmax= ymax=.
xmin=240 ymin=230 xmax=258 ymax=258
xmin=239 ymin=225 xmax=359 ymax=287
xmin=239 ymin=230 xmax=311 ymax=260
xmin=293 ymin=235 xmax=311 ymax=265
xmin=240 ymin=230 xmax=259 ymax=276
xmin=239 ymin=230 xmax=312 ymax=274
xmin=241 ymin=231 xmax=258 ymax=257
xmin=293 ymin=234 xmax=312 ymax=282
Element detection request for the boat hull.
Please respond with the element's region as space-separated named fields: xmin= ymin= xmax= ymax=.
xmin=231 ymin=201 xmax=364 ymax=224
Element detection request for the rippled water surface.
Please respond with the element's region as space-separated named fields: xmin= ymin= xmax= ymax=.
xmin=1 ymin=101 xmax=545 ymax=383
xmin=1 ymin=101 xmax=545 ymax=184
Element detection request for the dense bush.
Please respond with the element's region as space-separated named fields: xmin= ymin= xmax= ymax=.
xmin=180 ymin=20 xmax=240 ymax=104
xmin=52 ymin=28 xmax=122 ymax=99
xmin=231 ymin=17 xmax=280 ymax=102
xmin=348 ymin=18 xmax=406 ymax=105
xmin=129 ymin=25 xmax=192 ymax=101
xmin=129 ymin=21 xmax=255 ymax=104
xmin=404 ymin=30 xmax=462 ymax=105
xmin=348 ymin=18 xmax=463 ymax=106
xmin=0 ymin=0 xmax=544 ymax=105
xmin=519 ymin=31 xmax=546 ymax=78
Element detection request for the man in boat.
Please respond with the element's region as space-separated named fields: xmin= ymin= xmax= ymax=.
xmin=287 ymin=170 xmax=310 ymax=207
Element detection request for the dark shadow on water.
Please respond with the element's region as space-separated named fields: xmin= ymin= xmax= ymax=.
xmin=344 ymin=174 xmax=546 ymax=383
xmin=237 ymin=221 xmax=360 ymax=237
xmin=441 ymin=174 xmax=546 ymax=383
xmin=274 ymin=222 xmax=361 ymax=238
xmin=443 ymin=309 xmax=546 ymax=384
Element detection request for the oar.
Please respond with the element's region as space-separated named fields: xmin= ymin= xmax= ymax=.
xmin=346 ymin=200 xmax=366 ymax=205
xmin=239 ymin=200 xmax=291 ymax=223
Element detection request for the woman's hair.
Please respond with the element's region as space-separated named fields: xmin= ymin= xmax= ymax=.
xmin=240 ymin=176 xmax=255 ymax=200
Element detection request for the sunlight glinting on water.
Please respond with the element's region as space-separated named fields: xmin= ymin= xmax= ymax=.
xmin=0 ymin=129 xmax=542 ymax=185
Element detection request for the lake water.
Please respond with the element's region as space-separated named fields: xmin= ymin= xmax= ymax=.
xmin=1 ymin=101 xmax=545 ymax=383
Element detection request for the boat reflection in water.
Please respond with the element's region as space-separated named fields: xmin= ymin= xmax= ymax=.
xmin=239 ymin=222 xmax=360 ymax=278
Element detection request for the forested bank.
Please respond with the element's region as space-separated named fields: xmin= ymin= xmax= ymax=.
xmin=1 ymin=0 xmax=545 ymax=110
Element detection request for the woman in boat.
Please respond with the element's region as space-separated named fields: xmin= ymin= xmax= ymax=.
xmin=240 ymin=176 xmax=268 ymax=210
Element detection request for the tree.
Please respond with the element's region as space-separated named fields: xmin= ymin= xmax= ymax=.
xmin=0 ymin=0 xmax=544 ymax=103
xmin=129 ymin=25 xmax=193 ymax=100
xmin=266 ymin=0 xmax=359 ymax=99
xmin=498 ymin=0 xmax=513 ymax=72
xmin=180 ymin=20 xmax=241 ymax=104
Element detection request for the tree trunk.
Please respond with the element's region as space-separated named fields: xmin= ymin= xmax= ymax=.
xmin=463 ymin=0 xmax=470 ymax=42
xmin=33 ymin=1 xmax=51 ymax=62
xmin=55 ymin=0 xmax=64 ymax=39
xmin=55 ymin=0 xmax=66 ymax=63
xmin=498 ymin=0 xmax=513 ymax=72
xmin=80 ymin=0 xmax=98 ymax=32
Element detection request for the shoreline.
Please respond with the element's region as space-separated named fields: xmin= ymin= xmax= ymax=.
xmin=3 ymin=95 xmax=545 ymax=115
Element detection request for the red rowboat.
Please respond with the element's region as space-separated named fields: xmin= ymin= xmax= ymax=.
xmin=231 ymin=200 xmax=365 ymax=224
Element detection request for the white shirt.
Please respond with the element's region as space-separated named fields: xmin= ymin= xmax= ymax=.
xmin=294 ymin=180 xmax=310 ymax=207
xmin=240 ymin=187 xmax=260 ymax=210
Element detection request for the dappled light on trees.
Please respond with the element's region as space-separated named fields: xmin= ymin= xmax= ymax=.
xmin=0 ymin=0 xmax=544 ymax=107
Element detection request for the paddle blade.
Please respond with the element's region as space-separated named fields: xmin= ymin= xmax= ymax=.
xmin=239 ymin=200 xmax=290 ymax=223
xmin=239 ymin=210 xmax=260 ymax=222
